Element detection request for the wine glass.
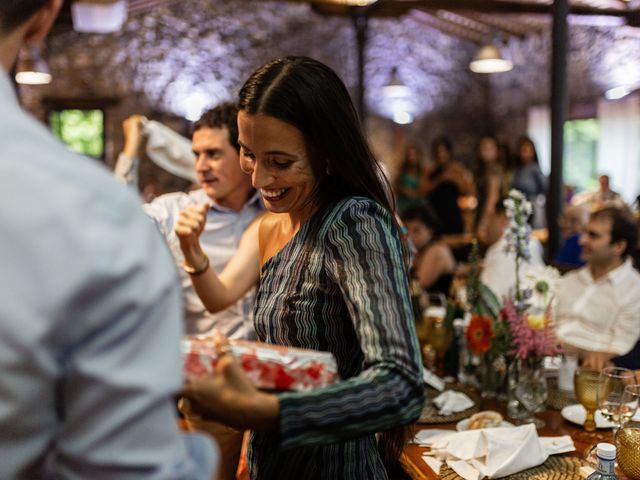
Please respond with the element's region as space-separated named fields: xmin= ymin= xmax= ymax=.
xmin=597 ymin=367 xmax=638 ymax=433
xmin=574 ymin=367 xmax=604 ymax=432
xmin=514 ymin=359 xmax=548 ymax=428
xmin=424 ymin=293 xmax=451 ymax=374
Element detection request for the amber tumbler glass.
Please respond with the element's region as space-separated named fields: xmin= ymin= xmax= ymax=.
xmin=574 ymin=368 xmax=604 ymax=432
xmin=616 ymin=423 xmax=640 ymax=479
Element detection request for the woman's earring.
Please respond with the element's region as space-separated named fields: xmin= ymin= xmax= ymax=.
xmin=326 ymin=163 xmax=333 ymax=175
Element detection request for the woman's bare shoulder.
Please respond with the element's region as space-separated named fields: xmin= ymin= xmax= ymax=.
xmin=258 ymin=212 xmax=282 ymax=234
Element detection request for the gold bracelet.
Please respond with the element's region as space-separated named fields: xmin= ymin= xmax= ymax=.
xmin=183 ymin=255 xmax=209 ymax=276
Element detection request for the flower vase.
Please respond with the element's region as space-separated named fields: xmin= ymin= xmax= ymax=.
xmin=507 ymin=358 xmax=527 ymax=420
xmin=480 ymin=353 xmax=508 ymax=399
xmin=512 ymin=357 xmax=548 ymax=428
xmin=456 ymin=318 xmax=481 ymax=387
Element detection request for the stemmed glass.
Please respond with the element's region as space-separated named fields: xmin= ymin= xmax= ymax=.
xmin=574 ymin=367 xmax=604 ymax=432
xmin=423 ymin=293 xmax=451 ymax=374
xmin=597 ymin=367 xmax=638 ymax=433
xmin=514 ymin=359 xmax=548 ymax=428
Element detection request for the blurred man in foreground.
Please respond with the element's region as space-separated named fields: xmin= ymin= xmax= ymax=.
xmin=0 ymin=1 xmax=216 ymax=477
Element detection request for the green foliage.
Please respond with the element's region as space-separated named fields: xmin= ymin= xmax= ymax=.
xmin=563 ymin=119 xmax=599 ymax=193
xmin=465 ymin=239 xmax=512 ymax=358
xmin=49 ymin=109 xmax=104 ymax=158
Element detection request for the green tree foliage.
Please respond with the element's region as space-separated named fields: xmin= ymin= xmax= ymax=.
xmin=563 ymin=118 xmax=599 ymax=193
xmin=49 ymin=109 xmax=104 ymax=158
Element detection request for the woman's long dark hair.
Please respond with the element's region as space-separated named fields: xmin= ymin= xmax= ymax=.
xmin=238 ymin=56 xmax=394 ymax=215
xmin=514 ymin=135 xmax=539 ymax=166
xmin=474 ymin=134 xmax=500 ymax=178
xmin=238 ymin=56 xmax=410 ymax=467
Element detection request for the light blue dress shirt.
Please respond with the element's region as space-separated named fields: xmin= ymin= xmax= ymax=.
xmin=0 ymin=69 xmax=216 ymax=479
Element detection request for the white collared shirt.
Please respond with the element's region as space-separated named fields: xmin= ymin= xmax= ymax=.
xmin=480 ymin=232 xmax=544 ymax=301
xmin=555 ymin=259 xmax=640 ymax=355
xmin=143 ymin=188 xmax=263 ymax=338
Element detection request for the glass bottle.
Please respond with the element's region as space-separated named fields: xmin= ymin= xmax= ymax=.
xmin=586 ymin=443 xmax=617 ymax=480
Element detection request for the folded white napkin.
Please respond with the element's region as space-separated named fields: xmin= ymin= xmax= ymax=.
xmin=423 ymin=367 xmax=445 ymax=391
xmin=433 ymin=390 xmax=474 ymax=415
xmin=419 ymin=424 xmax=575 ymax=480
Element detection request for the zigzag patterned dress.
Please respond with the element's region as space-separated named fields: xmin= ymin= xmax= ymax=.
xmin=247 ymin=196 xmax=424 ymax=479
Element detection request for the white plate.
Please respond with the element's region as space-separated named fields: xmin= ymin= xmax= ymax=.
xmin=456 ymin=418 xmax=514 ymax=431
xmin=560 ymin=404 xmax=640 ymax=429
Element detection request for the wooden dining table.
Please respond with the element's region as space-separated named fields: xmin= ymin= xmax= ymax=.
xmin=401 ymin=395 xmax=629 ymax=480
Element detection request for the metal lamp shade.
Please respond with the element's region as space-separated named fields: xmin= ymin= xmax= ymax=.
xmin=469 ymin=44 xmax=513 ymax=74
xmin=15 ymin=46 xmax=51 ymax=85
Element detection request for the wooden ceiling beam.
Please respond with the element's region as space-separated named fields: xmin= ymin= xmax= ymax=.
xmin=307 ymin=0 xmax=633 ymax=17
xmin=433 ymin=10 xmax=493 ymax=35
xmin=409 ymin=9 xmax=486 ymax=43
xmin=463 ymin=12 xmax=536 ymax=37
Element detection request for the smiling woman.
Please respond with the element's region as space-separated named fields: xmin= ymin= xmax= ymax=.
xmin=176 ymin=56 xmax=424 ymax=480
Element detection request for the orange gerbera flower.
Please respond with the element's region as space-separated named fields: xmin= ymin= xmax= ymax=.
xmin=466 ymin=315 xmax=493 ymax=355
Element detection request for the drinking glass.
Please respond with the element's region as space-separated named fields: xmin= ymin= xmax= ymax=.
xmin=616 ymin=417 xmax=640 ymax=479
xmin=597 ymin=367 xmax=638 ymax=433
xmin=424 ymin=293 xmax=451 ymax=373
xmin=514 ymin=359 xmax=548 ymax=428
xmin=574 ymin=367 xmax=604 ymax=432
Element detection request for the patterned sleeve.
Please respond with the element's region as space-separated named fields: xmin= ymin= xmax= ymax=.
xmin=276 ymin=198 xmax=424 ymax=449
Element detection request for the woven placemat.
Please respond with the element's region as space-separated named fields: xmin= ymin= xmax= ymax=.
xmin=418 ymin=385 xmax=480 ymax=424
xmin=438 ymin=455 xmax=586 ymax=480
xmin=546 ymin=377 xmax=577 ymax=411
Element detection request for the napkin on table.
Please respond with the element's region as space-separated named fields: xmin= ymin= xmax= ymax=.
xmin=433 ymin=390 xmax=475 ymax=415
xmin=418 ymin=424 xmax=575 ymax=480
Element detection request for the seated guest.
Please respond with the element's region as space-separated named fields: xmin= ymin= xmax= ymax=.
xmin=571 ymin=174 xmax=625 ymax=211
xmin=555 ymin=207 xmax=640 ymax=369
xmin=553 ymin=205 xmax=588 ymax=271
xmin=401 ymin=204 xmax=456 ymax=295
xmin=612 ymin=339 xmax=640 ymax=370
xmin=480 ymin=200 xmax=544 ymax=300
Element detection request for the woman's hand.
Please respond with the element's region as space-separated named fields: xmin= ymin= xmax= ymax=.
xmin=182 ymin=333 xmax=280 ymax=432
xmin=175 ymin=203 xmax=209 ymax=265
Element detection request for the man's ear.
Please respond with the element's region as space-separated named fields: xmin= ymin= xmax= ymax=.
xmin=612 ymin=239 xmax=627 ymax=258
xmin=22 ymin=0 xmax=63 ymax=45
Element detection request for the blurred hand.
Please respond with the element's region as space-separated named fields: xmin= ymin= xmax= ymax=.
xmin=581 ymin=352 xmax=613 ymax=370
xmin=181 ymin=332 xmax=279 ymax=431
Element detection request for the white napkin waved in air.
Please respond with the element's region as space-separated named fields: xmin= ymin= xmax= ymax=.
xmin=417 ymin=424 xmax=575 ymax=480
xmin=433 ymin=390 xmax=475 ymax=415
xmin=142 ymin=119 xmax=198 ymax=183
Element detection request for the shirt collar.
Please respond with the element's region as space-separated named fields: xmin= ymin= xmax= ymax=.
xmin=207 ymin=189 xmax=263 ymax=213
xmin=579 ymin=257 xmax=633 ymax=285
xmin=0 ymin=68 xmax=19 ymax=109
xmin=607 ymin=258 xmax=633 ymax=285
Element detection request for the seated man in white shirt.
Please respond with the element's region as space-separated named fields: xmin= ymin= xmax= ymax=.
xmin=0 ymin=1 xmax=216 ymax=478
xmin=480 ymin=200 xmax=544 ymax=301
xmin=555 ymin=206 xmax=640 ymax=369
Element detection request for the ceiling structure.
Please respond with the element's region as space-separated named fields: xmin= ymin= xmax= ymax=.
xmin=43 ymin=0 xmax=640 ymax=135
xmin=54 ymin=0 xmax=640 ymax=39
xmin=297 ymin=0 xmax=640 ymax=41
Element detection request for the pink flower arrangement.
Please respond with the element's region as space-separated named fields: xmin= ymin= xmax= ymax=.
xmin=500 ymin=298 xmax=561 ymax=360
